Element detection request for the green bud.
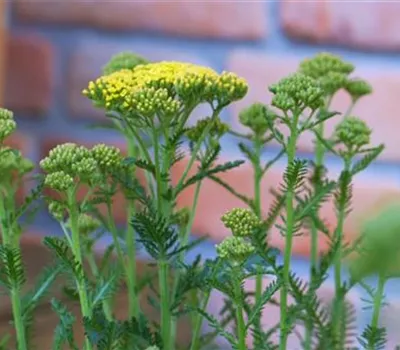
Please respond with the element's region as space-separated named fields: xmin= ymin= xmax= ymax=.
xmin=239 ymin=102 xmax=276 ymax=136
xmin=334 ymin=116 xmax=371 ymax=151
xmin=102 ymin=52 xmax=149 ymax=75
xmin=221 ymin=208 xmax=262 ymax=237
xmin=318 ymin=72 xmax=349 ymax=96
xmin=216 ymin=236 xmax=255 ymax=262
xmin=172 ymin=207 xmax=191 ymax=227
xmin=44 ymin=171 xmax=74 ymax=192
xmin=91 ymin=144 xmax=123 ymax=173
xmin=48 ymin=200 xmax=66 ymax=221
xmin=269 ymin=74 xmax=324 ymax=112
xmin=345 ymin=78 xmax=372 ymax=102
xmin=144 ymin=347 xmax=160 ymax=350
xmin=299 ymin=52 xmax=354 ymax=78
xmin=0 ymin=147 xmax=34 ymax=182
xmin=186 ymin=117 xmax=229 ymax=143
xmin=67 ymin=213 xmax=101 ymax=236
xmin=0 ymin=108 xmax=16 ymax=141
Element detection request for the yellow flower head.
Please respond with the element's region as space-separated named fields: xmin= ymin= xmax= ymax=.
xmin=83 ymin=61 xmax=248 ymax=117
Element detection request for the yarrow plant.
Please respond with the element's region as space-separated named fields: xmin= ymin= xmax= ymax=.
xmin=0 ymin=51 xmax=395 ymax=350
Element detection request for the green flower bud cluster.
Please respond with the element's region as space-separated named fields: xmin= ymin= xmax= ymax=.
xmin=0 ymin=147 xmax=34 ymax=185
xmin=239 ymin=102 xmax=276 ymax=136
xmin=345 ymin=78 xmax=373 ymax=102
xmin=216 ymin=236 xmax=255 ymax=262
xmin=172 ymin=207 xmax=191 ymax=227
xmin=221 ymin=208 xmax=262 ymax=237
xmin=144 ymin=346 xmax=160 ymax=350
xmin=299 ymin=52 xmax=355 ymax=79
xmin=186 ymin=117 xmax=229 ymax=143
xmin=91 ymin=143 xmax=123 ymax=173
xmin=41 ymin=143 xmax=126 ymax=192
xmin=84 ymin=61 xmax=248 ymax=118
xmin=67 ymin=213 xmax=101 ymax=235
xmin=48 ymin=200 xmax=66 ymax=221
xmin=0 ymin=108 xmax=17 ymax=142
xmin=102 ymin=52 xmax=149 ymax=75
xmin=217 ymin=208 xmax=261 ymax=262
xmin=299 ymin=52 xmax=372 ymax=100
xmin=334 ymin=116 xmax=371 ymax=152
xmin=269 ymin=74 xmax=324 ymax=112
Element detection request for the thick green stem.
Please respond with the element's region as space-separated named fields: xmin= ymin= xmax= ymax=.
xmin=280 ymin=116 xmax=299 ymax=350
xmin=235 ymin=277 xmax=247 ymax=350
xmin=11 ymin=289 xmax=27 ymax=350
xmin=68 ymin=191 xmax=93 ymax=350
xmin=159 ymin=260 xmax=171 ymax=350
xmin=369 ymin=274 xmax=385 ymax=350
xmin=126 ymin=136 xmax=140 ymax=319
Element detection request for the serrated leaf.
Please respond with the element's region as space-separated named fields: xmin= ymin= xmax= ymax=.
xmin=351 ymin=144 xmax=384 ymax=175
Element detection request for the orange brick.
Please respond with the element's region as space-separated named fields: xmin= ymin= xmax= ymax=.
xmin=15 ymin=0 xmax=267 ymax=40
xmin=40 ymin=138 xmax=147 ymax=224
xmin=227 ymin=50 xmax=400 ymax=161
xmin=173 ymin=155 xmax=400 ymax=257
xmin=5 ymin=34 xmax=54 ymax=114
xmin=281 ymin=1 xmax=400 ymax=51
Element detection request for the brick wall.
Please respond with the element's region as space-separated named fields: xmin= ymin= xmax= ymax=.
xmin=4 ymin=1 xmax=400 ymax=346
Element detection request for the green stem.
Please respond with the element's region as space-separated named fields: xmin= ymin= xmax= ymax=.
xmin=159 ymin=260 xmax=171 ymax=350
xmin=11 ymin=289 xmax=27 ymax=350
xmin=235 ymin=276 xmax=247 ymax=350
xmin=86 ymin=250 xmax=113 ymax=321
xmin=68 ymin=190 xmax=93 ymax=350
xmin=126 ymin=136 xmax=140 ymax=319
xmin=369 ymin=274 xmax=385 ymax=350
xmin=170 ymin=181 xmax=202 ymax=347
xmin=332 ymin=159 xmax=351 ymax=346
xmin=253 ymin=136 xmax=263 ymax=342
xmin=280 ymin=114 xmax=300 ymax=350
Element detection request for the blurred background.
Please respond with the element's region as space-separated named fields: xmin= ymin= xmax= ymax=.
xmin=2 ymin=0 xmax=400 ymax=347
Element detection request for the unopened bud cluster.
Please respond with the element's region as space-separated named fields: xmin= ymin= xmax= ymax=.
xmin=216 ymin=208 xmax=261 ymax=262
xmin=102 ymin=52 xmax=149 ymax=75
xmin=334 ymin=116 xmax=371 ymax=152
xmin=67 ymin=213 xmax=101 ymax=235
xmin=40 ymin=143 xmax=124 ymax=192
xmin=0 ymin=108 xmax=17 ymax=142
xmin=239 ymin=102 xmax=276 ymax=136
xmin=269 ymin=74 xmax=324 ymax=112
xmin=0 ymin=147 xmax=34 ymax=184
xmin=299 ymin=52 xmax=372 ymax=100
xmin=186 ymin=117 xmax=229 ymax=143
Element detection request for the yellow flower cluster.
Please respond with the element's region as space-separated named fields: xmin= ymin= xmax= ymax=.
xmin=83 ymin=61 xmax=248 ymax=117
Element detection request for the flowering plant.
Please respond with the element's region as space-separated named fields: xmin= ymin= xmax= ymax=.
xmin=0 ymin=51 xmax=395 ymax=350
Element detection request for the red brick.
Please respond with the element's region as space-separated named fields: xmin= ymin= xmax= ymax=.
xmin=228 ymin=51 xmax=400 ymax=161
xmin=41 ymin=138 xmax=147 ymax=224
xmin=68 ymin=43 xmax=213 ymax=121
xmin=15 ymin=0 xmax=267 ymax=40
xmin=173 ymin=155 xmax=400 ymax=257
xmin=281 ymin=1 xmax=400 ymax=51
xmin=207 ymin=278 xmax=359 ymax=348
xmin=5 ymin=34 xmax=54 ymax=115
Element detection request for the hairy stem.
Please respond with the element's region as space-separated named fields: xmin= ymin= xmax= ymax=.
xmin=159 ymin=259 xmax=171 ymax=350
xmin=68 ymin=190 xmax=93 ymax=350
xmin=280 ymin=114 xmax=300 ymax=350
